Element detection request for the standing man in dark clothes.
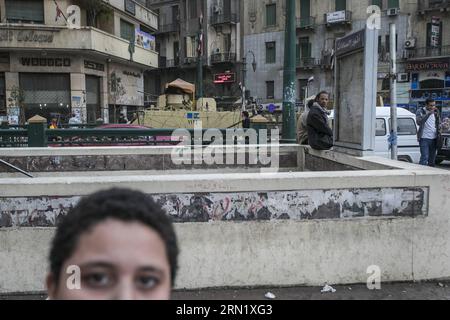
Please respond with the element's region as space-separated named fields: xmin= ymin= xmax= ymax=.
xmin=242 ymin=111 xmax=251 ymax=129
xmin=307 ymin=91 xmax=333 ymax=150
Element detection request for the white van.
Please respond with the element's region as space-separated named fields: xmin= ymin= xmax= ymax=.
xmin=329 ymin=107 xmax=420 ymax=163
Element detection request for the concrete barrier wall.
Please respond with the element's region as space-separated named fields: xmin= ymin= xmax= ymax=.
xmin=0 ymin=145 xmax=299 ymax=173
xmin=1 ymin=155 xmax=449 ymax=294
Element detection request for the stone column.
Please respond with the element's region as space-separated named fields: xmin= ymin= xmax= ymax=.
xmin=70 ymin=73 xmax=87 ymax=123
xmin=5 ymin=72 xmax=19 ymax=118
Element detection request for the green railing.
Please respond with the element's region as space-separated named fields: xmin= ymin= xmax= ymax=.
xmin=0 ymin=129 xmax=28 ymax=148
xmin=1 ymin=125 xmax=274 ymax=148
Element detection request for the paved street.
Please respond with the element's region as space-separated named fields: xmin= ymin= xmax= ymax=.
xmin=172 ymin=282 xmax=450 ymax=300
xmin=2 ymin=282 xmax=449 ymax=300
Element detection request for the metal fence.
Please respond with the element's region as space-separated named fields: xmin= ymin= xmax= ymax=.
xmin=1 ymin=125 xmax=275 ymax=148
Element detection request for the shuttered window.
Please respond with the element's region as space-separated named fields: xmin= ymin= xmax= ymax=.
xmin=372 ymin=0 xmax=383 ymax=9
xmin=300 ymin=0 xmax=310 ymax=19
xmin=388 ymin=0 xmax=399 ymax=8
xmin=335 ymin=0 xmax=346 ymax=11
xmin=266 ymin=42 xmax=276 ymax=64
xmin=86 ymin=76 xmax=100 ymax=124
xmin=5 ymin=0 xmax=44 ymax=23
xmin=299 ymin=37 xmax=311 ymax=58
xmin=266 ymin=4 xmax=276 ymax=27
xmin=266 ymin=81 xmax=275 ymax=99
xmin=120 ymin=19 xmax=135 ymax=42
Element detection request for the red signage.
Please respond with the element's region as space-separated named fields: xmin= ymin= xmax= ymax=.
xmin=406 ymin=59 xmax=450 ymax=71
xmin=214 ymin=73 xmax=235 ymax=84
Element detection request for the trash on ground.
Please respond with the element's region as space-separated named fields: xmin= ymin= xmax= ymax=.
xmin=321 ymin=284 xmax=337 ymax=293
xmin=264 ymin=292 xmax=276 ymax=299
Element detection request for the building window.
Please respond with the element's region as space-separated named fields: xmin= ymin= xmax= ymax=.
xmin=387 ymin=0 xmax=399 ymax=9
xmin=266 ymin=4 xmax=276 ymax=27
xmin=298 ymin=79 xmax=308 ymax=100
xmin=335 ymin=0 xmax=346 ymax=11
xmin=0 ymin=73 xmax=5 ymax=116
xmin=266 ymin=81 xmax=275 ymax=99
xmin=19 ymin=73 xmax=71 ymax=122
xmin=385 ymin=34 xmax=398 ymax=53
xmin=120 ymin=19 xmax=135 ymax=42
xmin=186 ymin=36 xmax=197 ymax=57
xmin=5 ymin=0 xmax=44 ymax=24
xmin=189 ymin=0 xmax=197 ymax=19
xmin=86 ymin=76 xmax=101 ymax=125
xmin=300 ymin=0 xmax=311 ymax=19
xmin=266 ymin=42 xmax=276 ymax=64
xmin=372 ymin=0 xmax=383 ymax=9
xmin=299 ymin=37 xmax=311 ymax=58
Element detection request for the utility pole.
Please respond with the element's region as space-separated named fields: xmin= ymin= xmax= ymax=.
xmin=196 ymin=13 xmax=204 ymax=102
xmin=281 ymin=0 xmax=297 ymax=144
xmin=242 ymin=56 xmax=247 ymax=111
xmin=389 ymin=23 xmax=398 ymax=160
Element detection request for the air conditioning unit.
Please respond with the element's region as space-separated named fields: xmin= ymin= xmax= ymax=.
xmin=404 ymin=38 xmax=416 ymax=49
xmin=387 ymin=8 xmax=399 ymax=16
xmin=397 ymin=73 xmax=410 ymax=83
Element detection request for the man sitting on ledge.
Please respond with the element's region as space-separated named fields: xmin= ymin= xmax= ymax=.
xmin=307 ymin=91 xmax=333 ymax=151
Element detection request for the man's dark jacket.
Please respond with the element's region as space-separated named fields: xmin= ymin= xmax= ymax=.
xmin=307 ymin=103 xmax=333 ymax=150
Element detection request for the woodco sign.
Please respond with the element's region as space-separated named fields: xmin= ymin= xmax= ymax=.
xmin=406 ymin=59 xmax=449 ymax=71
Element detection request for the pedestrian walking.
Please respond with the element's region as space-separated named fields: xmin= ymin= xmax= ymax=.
xmin=416 ymin=98 xmax=441 ymax=167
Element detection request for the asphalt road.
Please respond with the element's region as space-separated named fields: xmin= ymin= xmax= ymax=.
xmin=2 ymin=282 xmax=449 ymax=300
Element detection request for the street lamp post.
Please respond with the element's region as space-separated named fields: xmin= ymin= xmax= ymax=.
xmin=241 ymin=51 xmax=257 ymax=111
xmin=281 ymin=0 xmax=297 ymax=144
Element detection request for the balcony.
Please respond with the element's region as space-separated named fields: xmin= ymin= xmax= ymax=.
xmin=104 ymin=0 xmax=158 ymax=31
xmin=418 ymin=0 xmax=450 ymax=13
xmin=210 ymin=13 xmax=239 ymax=26
xmin=210 ymin=52 xmax=237 ymax=64
xmin=159 ymin=57 xmax=180 ymax=68
xmin=155 ymin=22 xmax=179 ymax=35
xmin=402 ymin=46 xmax=450 ymax=60
xmin=0 ymin=25 xmax=158 ymax=68
xmin=296 ymin=57 xmax=318 ymax=70
xmin=296 ymin=17 xmax=316 ymax=30
xmin=324 ymin=10 xmax=352 ymax=27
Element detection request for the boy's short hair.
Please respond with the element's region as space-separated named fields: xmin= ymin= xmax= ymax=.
xmin=49 ymin=188 xmax=179 ymax=286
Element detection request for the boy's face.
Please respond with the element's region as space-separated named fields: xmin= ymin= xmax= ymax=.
xmin=47 ymin=219 xmax=172 ymax=300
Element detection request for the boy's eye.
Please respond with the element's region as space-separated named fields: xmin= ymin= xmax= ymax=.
xmin=83 ymin=273 xmax=112 ymax=288
xmin=136 ymin=275 xmax=159 ymax=289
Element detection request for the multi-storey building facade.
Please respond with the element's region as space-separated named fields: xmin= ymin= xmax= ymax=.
xmin=0 ymin=0 xmax=158 ymax=124
xmin=242 ymin=0 xmax=449 ymax=116
xmin=147 ymin=0 xmax=242 ymax=110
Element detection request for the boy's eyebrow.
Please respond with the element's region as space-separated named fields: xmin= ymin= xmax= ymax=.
xmin=78 ymin=262 xmax=116 ymax=270
xmin=78 ymin=262 xmax=166 ymax=275
xmin=138 ymin=267 xmax=165 ymax=276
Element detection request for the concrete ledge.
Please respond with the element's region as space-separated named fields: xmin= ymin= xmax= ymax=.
xmin=0 ymin=145 xmax=298 ymax=173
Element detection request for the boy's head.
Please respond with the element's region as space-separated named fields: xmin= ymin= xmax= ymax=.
xmin=46 ymin=188 xmax=178 ymax=300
